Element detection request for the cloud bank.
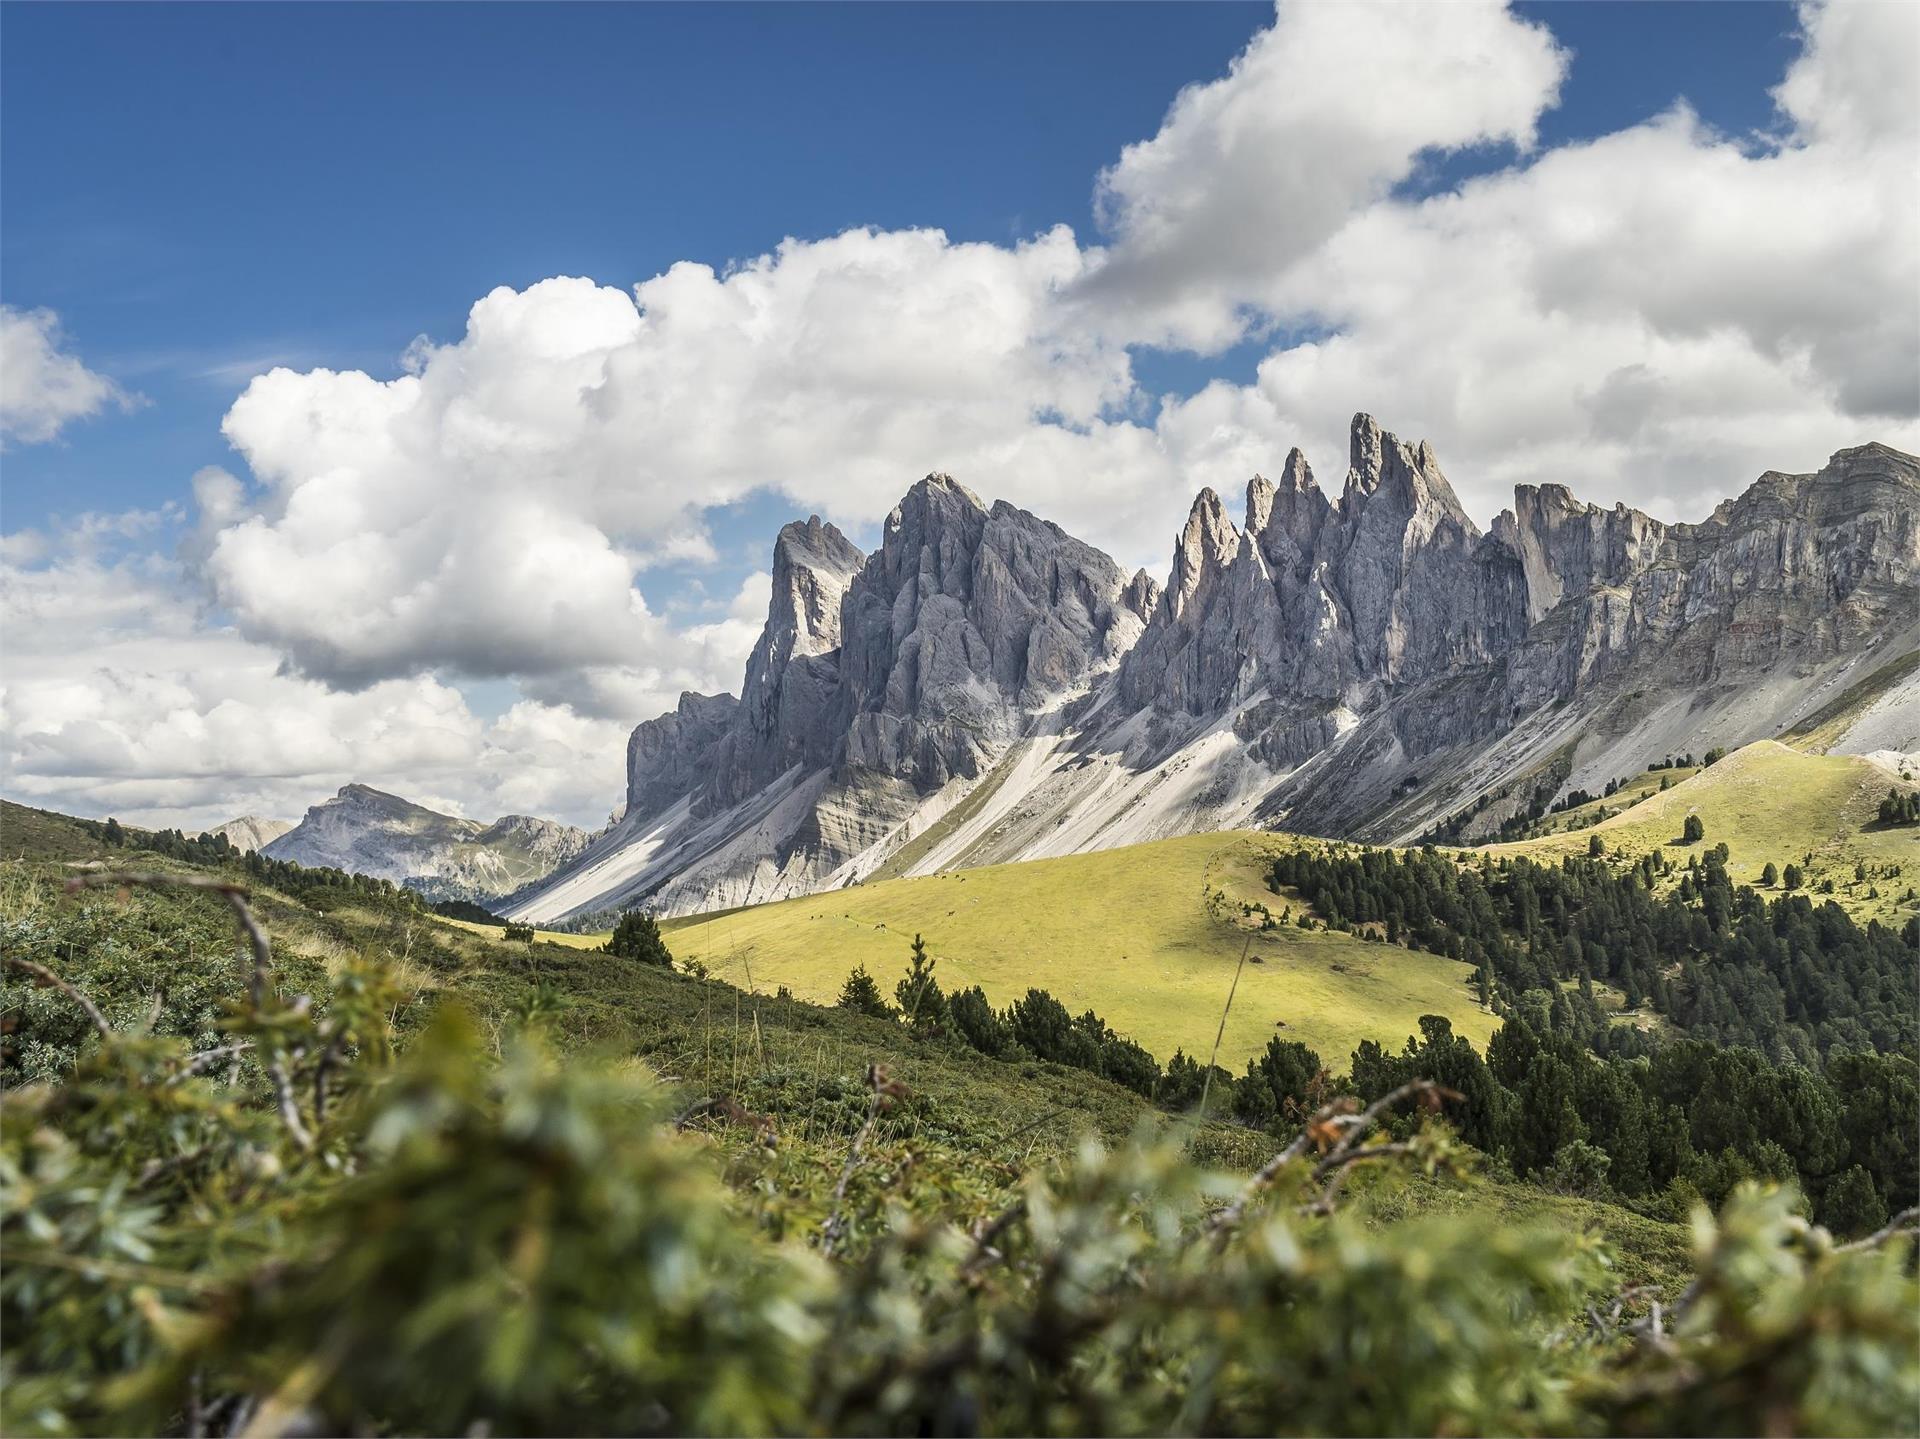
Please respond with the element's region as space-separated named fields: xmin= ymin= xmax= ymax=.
xmin=5 ymin=0 xmax=1916 ymax=829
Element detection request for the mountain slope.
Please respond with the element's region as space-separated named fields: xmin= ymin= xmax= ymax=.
xmin=660 ymin=738 xmax=1918 ymax=1069
xmin=265 ymin=785 xmax=593 ymax=903
xmin=1489 ymin=740 xmax=1918 ymax=926
xmin=663 ymin=829 xmax=1498 ymax=1069
xmin=510 ymin=420 xmax=1919 ymax=922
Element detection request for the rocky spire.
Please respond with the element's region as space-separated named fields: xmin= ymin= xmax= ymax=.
xmin=741 ymin=516 xmax=863 ymax=731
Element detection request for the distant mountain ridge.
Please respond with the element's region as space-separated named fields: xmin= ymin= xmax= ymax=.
xmin=212 ymin=816 xmax=293 ymax=853
xmin=264 ymin=784 xmax=593 ymax=904
xmin=506 ymin=417 xmax=1920 ymax=923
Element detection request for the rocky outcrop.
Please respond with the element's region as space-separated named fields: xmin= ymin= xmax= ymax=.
xmin=212 ymin=816 xmax=292 ymax=853
xmin=834 ymin=475 xmax=1153 ymax=790
xmin=265 ymin=785 xmax=593 ymax=903
xmin=507 ymin=424 xmax=1919 ymax=922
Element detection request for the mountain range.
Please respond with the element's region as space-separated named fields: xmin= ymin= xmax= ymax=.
xmin=263 ymin=784 xmax=595 ymax=904
xmin=492 ymin=416 xmax=1918 ymax=923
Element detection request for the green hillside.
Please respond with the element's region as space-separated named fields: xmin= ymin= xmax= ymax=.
xmin=1490 ymin=740 xmax=1918 ymax=925
xmin=667 ymin=830 xmax=1496 ymax=1070
xmin=6 ymin=791 xmax=1912 ymax=1437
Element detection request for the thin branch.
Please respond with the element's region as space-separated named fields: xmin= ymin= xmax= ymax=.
xmin=1198 ymin=934 xmax=1252 ymax=1122
xmin=137 ymin=1145 xmax=215 ymax=1189
xmin=176 ymin=1042 xmax=254 ymax=1078
xmin=821 ymin=1065 xmax=887 ymax=1257
xmin=66 ymin=871 xmax=312 ymax=1150
xmin=5 ymin=955 xmax=111 ymax=1037
xmin=311 ymin=1035 xmax=346 ymax=1127
xmin=1838 ymin=1204 xmax=1920 ymax=1253
xmin=1206 ymin=1079 xmax=1451 ymax=1240
xmin=269 ymin=1053 xmax=315 ymax=1152
xmin=66 ymin=872 xmax=273 ymax=1006
xmin=10 ymin=1248 xmax=216 ymax=1294
xmin=960 ymin=1197 xmax=1029 ymax=1282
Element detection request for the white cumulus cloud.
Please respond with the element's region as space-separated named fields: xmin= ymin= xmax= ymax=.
xmin=0 ymin=305 xmax=141 ymax=445
xmin=0 ymin=534 xmax=637 ymax=830
xmin=9 ymin=0 xmax=1917 ymax=833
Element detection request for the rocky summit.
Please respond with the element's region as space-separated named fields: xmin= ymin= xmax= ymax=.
xmin=507 ymin=418 xmax=1920 ymax=923
xmin=266 ymin=784 xmax=594 ymax=905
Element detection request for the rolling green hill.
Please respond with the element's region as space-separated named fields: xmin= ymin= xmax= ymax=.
xmin=657 ymin=738 xmax=1916 ymax=1071
xmin=1489 ymin=740 xmax=1918 ymax=925
xmin=665 ymin=830 xmax=1496 ymax=1070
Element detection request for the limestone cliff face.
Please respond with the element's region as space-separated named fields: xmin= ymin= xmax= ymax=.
xmin=1114 ymin=415 xmax=1530 ymax=762
xmin=836 ymin=475 xmax=1152 ymax=790
xmin=212 ymin=816 xmax=292 ymax=853
xmin=702 ymin=516 xmax=864 ymax=810
xmin=507 ymin=426 xmax=1919 ymax=922
xmin=1499 ymin=440 xmax=1920 ymax=709
xmin=509 ymin=475 xmax=1155 ymax=920
xmin=627 ymin=692 xmax=739 ymax=819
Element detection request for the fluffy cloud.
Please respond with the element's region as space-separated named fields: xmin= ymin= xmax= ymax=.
xmin=0 ymin=532 xmax=637 ymax=830
xmin=12 ymin=0 xmax=1915 ymax=833
xmin=0 ymin=305 xmax=140 ymax=444
xmin=200 ymin=232 xmax=1171 ymax=688
xmin=1080 ymin=0 xmax=1567 ymax=351
xmin=1132 ymin=0 xmax=1920 ymax=519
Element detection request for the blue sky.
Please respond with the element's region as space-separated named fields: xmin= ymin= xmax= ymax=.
xmin=2 ymin=1 xmax=1911 ymax=829
xmin=4 ymin=1 xmax=1801 ymax=538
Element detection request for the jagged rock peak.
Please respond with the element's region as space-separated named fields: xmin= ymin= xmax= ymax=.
xmin=895 ymin=471 xmax=986 ymax=518
xmin=766 ymin=515 xmax=863 ymax=661
xmin=1279 ymin=447 xmax=1314 ymax=490
xmin=1168 ymin=487 xmax=1241 ymax=620
xmin=1123 ymin=568 xmax=1162 ymax=619
xmin=773 ymin=514 xmax=862 ymax=574
xmin=1245 ymin=474 xmax=1274 ymax=534
xmin=1341 ymin=412 xmax=1473 ymax=532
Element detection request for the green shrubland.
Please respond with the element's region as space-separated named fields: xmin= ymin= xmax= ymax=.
xmin=2 ymin=801 xmax=1916 ymax=1437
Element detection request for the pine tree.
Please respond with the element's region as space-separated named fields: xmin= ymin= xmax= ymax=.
xmin=836 ymin=964 xmax=892 ymax=1019
xmin=1819 ymin=1164 xmax=1888 ymax=1239
xmin=1682 ymin=814 xmax=1706 ymax=843
xmin=606 ymin=910 xmax=673 ymax=967
xmin=1761 ymin=861 xmax=1779 ymax=887
xmin=894 ymin=933 xmax=948 ymax=1034
xmin=1783 ymin=863 xmax=1803 ymax=891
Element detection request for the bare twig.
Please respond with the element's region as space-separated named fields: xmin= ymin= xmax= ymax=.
xmin=821 ymin=1065 xmax=887 ymax=1257
xmin=65 ymin=872 xmax=273 ymax=1006
xmin=4 ymin=955 xmax=112 ymax=1037
xmin=176 ymin=1042 xmax=254 ymax=1078
xmin=311 ymin=1035 xmax=346 ymax=1126
xmin=1838 ymin=1204 xmax=1920 ymax=1253
xmin=1198 ymin=934 xmax=1252 ymax=1122
xmin=269 ymin=1053 xmax=315 ymax=1152
xmin=1206 ymin=1079 xmax=1451 ymax=1240
xmin=959 ymin=1196 xmax=1029 ymax=1282
xmin=65 ymin=871 xmax=312 ymax=1150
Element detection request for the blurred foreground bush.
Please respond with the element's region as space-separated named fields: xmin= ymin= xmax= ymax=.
xmin=3 ymin=872 xmax=1915 ymax=1437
